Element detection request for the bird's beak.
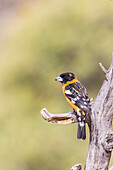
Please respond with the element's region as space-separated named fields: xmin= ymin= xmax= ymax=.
xmin=55 ymin=76 xmax=63 ymax=82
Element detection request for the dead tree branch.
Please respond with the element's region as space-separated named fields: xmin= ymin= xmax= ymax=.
xmin=85 ymin=53 xmax=113 ymax=170
xmin=40 ymin=53 xmax=113 ymax=170
xmin=99 ymin=62 xmax=107 ymax=75
xmin=40 ymin=108 xmax=77 ymax=124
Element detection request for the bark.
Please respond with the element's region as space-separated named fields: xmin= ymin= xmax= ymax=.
xmin=85 ymin=55 xmax=113 ymax=170
xmin=40 ymin=53 xmax=113 ymax=170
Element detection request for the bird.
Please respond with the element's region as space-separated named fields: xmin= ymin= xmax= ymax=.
xmin=55 ymin=72 xmax=90 ymax=140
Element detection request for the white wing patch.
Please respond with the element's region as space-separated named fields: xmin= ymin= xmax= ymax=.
xmin=77 ymin=109 xmax=81 ymax=116
xmin=71 ymin=98 xmax=76 ymax=104
xmin=81 ymin=105 xmax=87 ymax=109
xmin=77 ymin=96 xmax=80 ymax=100
xmin=65 ymin=90 xmax=72 ymax=95
xmin=70 ymin=97 xmax=78 ymax=104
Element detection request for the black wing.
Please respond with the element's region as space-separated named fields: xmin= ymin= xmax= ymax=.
xmin=65 ymin=81 xmax=90 ymax=113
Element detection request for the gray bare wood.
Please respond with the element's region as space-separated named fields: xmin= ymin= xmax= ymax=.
xmin=40 ymin=53 xmax=113 ymax=170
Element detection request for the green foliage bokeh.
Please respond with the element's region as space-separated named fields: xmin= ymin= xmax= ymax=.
xmin=0 ymin=0 xmax=113 ymax=169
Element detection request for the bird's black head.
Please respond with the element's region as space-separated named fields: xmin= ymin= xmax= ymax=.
xmin=55 ymin=72 xmax=77 ymax=84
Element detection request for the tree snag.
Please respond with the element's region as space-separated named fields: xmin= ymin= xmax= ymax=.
xmin=40 ymin=53 xmax=113 ymax=170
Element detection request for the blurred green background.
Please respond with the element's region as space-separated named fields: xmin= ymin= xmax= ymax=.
xmin=0 ymin=0 xmax=113 ymax=169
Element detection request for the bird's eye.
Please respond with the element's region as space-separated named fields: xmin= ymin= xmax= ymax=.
xmin=61 ymin=75 xmax=65 ymax=78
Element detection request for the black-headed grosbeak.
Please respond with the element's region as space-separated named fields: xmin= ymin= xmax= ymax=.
xmin=55 ymin=72 xmax=90 ymax=140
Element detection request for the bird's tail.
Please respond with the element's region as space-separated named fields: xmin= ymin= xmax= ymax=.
xmin=77 ymin=110 xmax=86 ymax=140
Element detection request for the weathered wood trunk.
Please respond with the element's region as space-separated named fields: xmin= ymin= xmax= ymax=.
xmin=85 ymin=66 xmax=113 ymax=170
xmin=41 ymin=54 xmax=113 ymax=170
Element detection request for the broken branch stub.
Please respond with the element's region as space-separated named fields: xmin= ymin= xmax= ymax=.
xmin=40 ymin=108 xmax=77 ymax=124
